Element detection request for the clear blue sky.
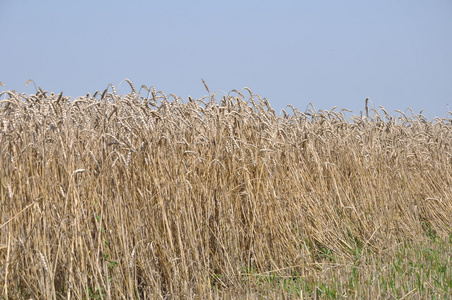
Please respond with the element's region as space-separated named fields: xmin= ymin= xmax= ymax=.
xmin=2 ymin=0 xmax=451 ymax=119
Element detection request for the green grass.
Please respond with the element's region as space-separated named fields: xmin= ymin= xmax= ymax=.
xmin=241 ymin=234 xmax=452 ymax=299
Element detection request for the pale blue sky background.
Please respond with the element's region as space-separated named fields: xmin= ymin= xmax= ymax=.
xmin=1 ymin=0 xmax=451 ymax=119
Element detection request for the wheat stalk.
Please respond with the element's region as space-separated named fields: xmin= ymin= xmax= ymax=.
xmin=1 ymin=80 xmax=451 ymax=298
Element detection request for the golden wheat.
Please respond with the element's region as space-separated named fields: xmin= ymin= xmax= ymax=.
xmin=0 ymin=82 xmax=451 ymax=298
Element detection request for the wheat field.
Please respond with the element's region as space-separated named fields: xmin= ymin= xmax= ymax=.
xmin=1 ymin=81 xmax=451 ymax=299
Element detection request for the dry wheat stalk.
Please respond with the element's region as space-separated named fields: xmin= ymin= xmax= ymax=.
xmin=1 ymin=80 xmax=451 ymax=298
